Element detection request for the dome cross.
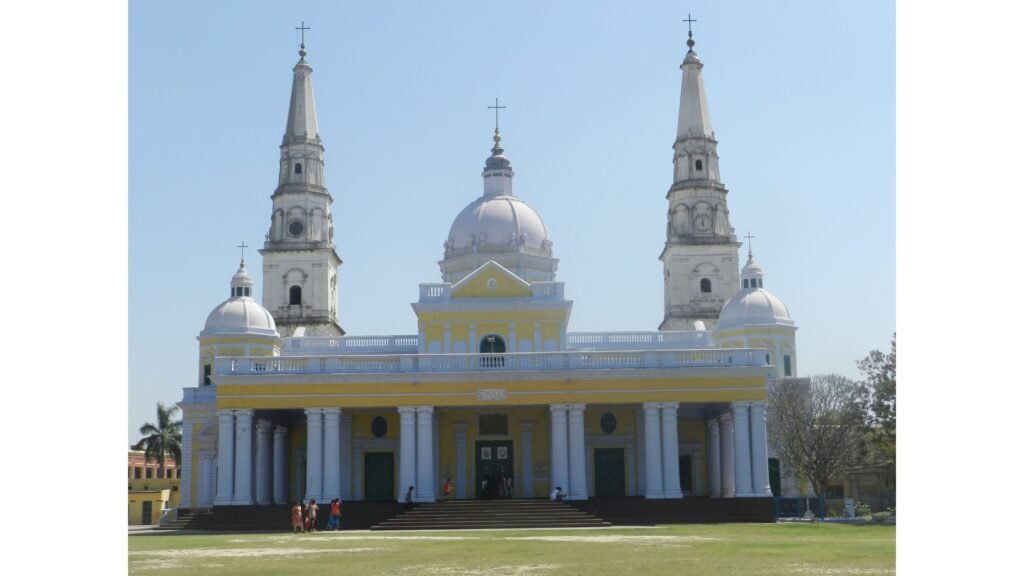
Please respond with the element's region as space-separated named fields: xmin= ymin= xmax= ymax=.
xmin=295 ymin=21 xmax=311 ymax=50
xmin=683 ymin=13 xmax=697 ymax=49
xmin=744 ymin=232 xmax=755 ymax=258
xmin=488 ymin=98 xmax=507 ymax=133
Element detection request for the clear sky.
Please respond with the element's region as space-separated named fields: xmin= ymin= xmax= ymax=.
xmin=128 ymin=0 xmax=895 ymax=440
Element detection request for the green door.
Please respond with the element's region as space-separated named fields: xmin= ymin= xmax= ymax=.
xmin=364 ymin=452 xmax=395 ymax=501
xmin=594 ymin=448 xmax=625 ymax=497
xmin=141 ymin=501 xmax=153 ymax=525
xmin=475 ymin=440 xmax=514 ymax=498
xmin=679 ymin=454 xmax=693 ymax=494
xmin=768 ymin=457 xmax=781 ymax=497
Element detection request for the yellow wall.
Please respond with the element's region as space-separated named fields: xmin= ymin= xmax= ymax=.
xmin=128 ymin=489 xmax=171 ymax=525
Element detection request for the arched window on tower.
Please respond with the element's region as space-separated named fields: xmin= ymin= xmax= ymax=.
xmin=700 ymin=278 xmax=712 ymax=293
xmin=289 ymin=285 xmax=302 ymax=306
xmin=294 ymin=162 xmax=302 ymax=174
xmin=695 ymin=159 xmax=703 ymax=171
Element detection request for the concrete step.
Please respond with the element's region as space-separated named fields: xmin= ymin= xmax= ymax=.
xmin=371 ymin=499 xmax=611 ymax=531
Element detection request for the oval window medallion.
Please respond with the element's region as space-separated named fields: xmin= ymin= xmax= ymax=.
xmin=371 ymin=416 xmax=388 ymax=438
xmin=600 ymin=412 xmax=617 ymax=434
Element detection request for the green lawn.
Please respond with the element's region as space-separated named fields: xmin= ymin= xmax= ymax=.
xmin=128 ymin=523 xmax=895 ymax=575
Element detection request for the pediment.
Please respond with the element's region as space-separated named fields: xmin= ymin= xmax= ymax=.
xmin=451 ymin=261 xmax=533 ymax=299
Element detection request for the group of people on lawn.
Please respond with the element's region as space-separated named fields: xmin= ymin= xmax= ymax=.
xmin=290 ymin=498 xmax=342 ymax=532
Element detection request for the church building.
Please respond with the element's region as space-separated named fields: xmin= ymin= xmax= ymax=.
xmin=177 ymin=30 xmax=797 ymax=523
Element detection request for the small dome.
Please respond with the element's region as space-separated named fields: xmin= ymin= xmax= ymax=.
xmin=201 ymin=260 xmax=279 ymax=337
xmin=718 ymin=289 xmax=793 ymax=330
xmin=446 ymin=195 xmax=552 ymax=256
xmin=717 ymin=254 xmax=793 ymax=329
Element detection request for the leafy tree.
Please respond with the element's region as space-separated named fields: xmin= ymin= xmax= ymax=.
xmin=768 ymin=374 xmax=869 ymax=497
xmin=857 ymin=334 xmax=896 ymax=463
xmin=133 ymin=402 xmax=183 ymax=478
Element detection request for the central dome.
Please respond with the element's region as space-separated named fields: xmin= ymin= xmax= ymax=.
xmin=445 ymin=194 xmax=551 ymax=256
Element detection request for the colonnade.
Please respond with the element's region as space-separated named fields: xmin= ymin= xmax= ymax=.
xmin=209 ymin=400 xmax=771 ymax=507
xmin=705 ymin=401 xmax=772 ymax=498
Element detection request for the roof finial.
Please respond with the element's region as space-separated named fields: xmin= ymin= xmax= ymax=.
xmin=296 ymin=21 xmax=311 ymax=59
xmin=237 ymin=240 xmax=249 ymax=268
xmin=683 ymin=13 xmax=697 ymax=50
xmin=744 ymin=231 xmax=755 ymax=260
xmin=487 ymin=97 xmax=507 ymax=155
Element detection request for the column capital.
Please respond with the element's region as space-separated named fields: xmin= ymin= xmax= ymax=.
xmin=274 ymin=424 xmax=288 ymax=436
xmin=234 ymin=408 xmax=254 ymax=417
xmin=660 ymin=402 xmax=679 ymax=413
xmin=567 ymin=403 xmax=586 ymax=412
xmin=397 ymin=406 xmax=417 ymax=415
xmin=256 ymin=419 xmax=272 ymax=432
xmin=323 ymin=407 xmax=341 ymax=417
xmin=304 ymin=407 xmax=324 ymax=417
xmin=518 ymin=420 xmax=535 ymax=432
xmin=549 ymin=403 xmax=569 ymax=414
xmin=453 ymin=421 xmax=469 ymax=433
xmin=730 ymin=401 xmax=752 ymax=411
xmin=416 ymin=406 xmax=435 ymax=415
xmin=642 ymin=402 xmax=662 ymax=412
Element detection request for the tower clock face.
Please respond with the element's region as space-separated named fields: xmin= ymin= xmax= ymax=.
xmin=288 ymin=220 xmax=305 ymax=237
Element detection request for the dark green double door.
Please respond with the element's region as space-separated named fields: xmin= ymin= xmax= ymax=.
xmin=364 ymin=452 xmax=395 ymax=501
xmin=476 ymin=440 xmax=513 ymax=498
xmin=594 ymin=448 xmax=626 ymax=497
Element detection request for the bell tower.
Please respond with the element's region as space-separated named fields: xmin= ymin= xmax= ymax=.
xmin=660 ymin=22 xmax=741 ymax=331
xmin=259 ymin=34 xmax=344 ymax=337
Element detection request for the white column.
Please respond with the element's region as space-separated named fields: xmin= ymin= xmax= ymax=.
xmin=305 ymin=408 xmax=323 ymax=502
xmin=398 ymin=407 xmax=417 ymax=502
xmin=255 ymin=419 xmax=273 ymax=504
xmin=533 ymin=323 xmax=542 ymax=351
xmin=416 ymin=406 xmax=436 ymax=502
xmin=720 ymin=413 xmax=736 ymax=498
xmin=733 ymin=402 xmax=754 ymax=497
xmin=199 ymin=453 xmax=215 ymax=507
xmin=179 ymin=415 xmax=193 ymax=509
xmin=749 ymin=402 xmax=772 ymax=496
xmin=433 ymin=411 xmax=440 ymax=499
xmin=340 ymin=414 xmax=353 ymax=501
xmin=660 ymin=403 xmax=683 ymax=499
xmin=549 ymin=404 xmax=569 ymax=496
xmin=468 ymin=324 xmax=477 ymax=351
xmin=643 ymin=403 xmax=664 ymax=499
xmin=443 ymin=323 xmax=451 ymax=353
xmin=707 ymin=419 xmax=722 ymax=497
xmin=568 ymin=404 xmax=588 ymax=500
xmin=520 ymin=421 xmax=535 ymax=498
xmin=508 ymin=323 xmax=517 ymax=351
xmin=214 ymin=410 xmax=234 ymax=505
xmin=322 ymin=408 xmax=341 ymax=500
xmin=233 ymin=409 xmax=254 ymax=505
xmin=635 ymin=408 xmax=645 ymax=496
xmin=454 ymin=422 xmax=468 ymax=499
xmin=273 ymin=425 xmax=288 ymax=504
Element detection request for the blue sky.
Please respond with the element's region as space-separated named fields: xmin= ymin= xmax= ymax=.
xmin=128 ymin=0 xmax=895 ymax=440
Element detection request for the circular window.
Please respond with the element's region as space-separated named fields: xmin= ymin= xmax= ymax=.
xmin=600 ymin=413 xmax=617 ymax=434
xmin=288 ymin=220 xmax=305 ymax=237
xmin=371 ymin=416 xmax=388 ymax=438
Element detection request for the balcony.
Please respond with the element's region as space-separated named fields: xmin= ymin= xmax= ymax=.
xmin=215 ymin=348 xmax=768 ymax=376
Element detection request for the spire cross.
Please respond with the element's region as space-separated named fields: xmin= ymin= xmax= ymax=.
xmin=683 ymin=13 xmax=697 ymax=36
xmin=487 ymin=98 xmax=507 ymax=133
xmin=296 ymin=21 xmax=310 ymax=49
xmin=237 ymin=240 xmax=249 ymax=262
xmin=744 ymin=232 xmax=755 ymax=258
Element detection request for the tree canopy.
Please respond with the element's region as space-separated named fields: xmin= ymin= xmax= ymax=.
xmin=767 ymin=374 xmax=869 ymax=497
xmin=133 ymin=402 xmax=183 ymax=473
xmin=858 ymin=333 xmax=896 ymax=464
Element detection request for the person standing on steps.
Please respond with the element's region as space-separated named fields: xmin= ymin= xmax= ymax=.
xmin=550 ymin=486 xmax=564 ymax=502
xmin=442 ymin=478 xmax=454 ymax=501
xmin=404 ymin=486 xmax=415 ymax=511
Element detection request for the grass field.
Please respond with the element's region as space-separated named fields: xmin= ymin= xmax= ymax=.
xmin=128 ymin=523 xmax=895 ymax=575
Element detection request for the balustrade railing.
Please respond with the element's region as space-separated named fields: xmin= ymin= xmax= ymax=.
xmin=215 ymin=348 xmax=765 ymax=376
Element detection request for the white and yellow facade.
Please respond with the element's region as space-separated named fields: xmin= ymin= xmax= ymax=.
xmin=177 ymin=34 xmax=798 ymax=512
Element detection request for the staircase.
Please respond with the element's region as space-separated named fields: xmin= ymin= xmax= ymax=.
xmin=371 ymin=499 xmax=611 ymax=531
xmin=154 ymin=509 xmax=214 ymax=531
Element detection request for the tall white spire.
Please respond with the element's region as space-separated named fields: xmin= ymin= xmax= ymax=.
xmin=260 ymin=36 xmax=344 ymax=337
xmin=660 ymin=22 xmax=741 ymax=331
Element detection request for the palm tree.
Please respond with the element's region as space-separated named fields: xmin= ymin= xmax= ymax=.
xmin=134 ymin=402 xmax=183 ymax=479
